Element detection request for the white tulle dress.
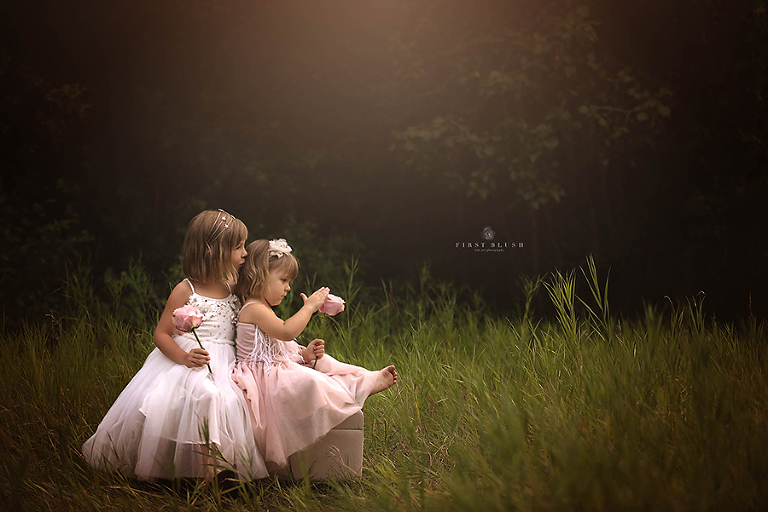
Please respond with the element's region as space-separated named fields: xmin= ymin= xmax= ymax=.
xmin=232 ymin=305 xmax=379 ymax=474
xmin=82 ymin=279 xmax=268 ymax=481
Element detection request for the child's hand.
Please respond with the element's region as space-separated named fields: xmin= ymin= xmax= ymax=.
xmin=183 ymin=348 xmax=210 ymax=369
xmin=300 ymin=287 xmax=330 ymax=312
xmin=302 ymin=339 xmax=325 ymax=365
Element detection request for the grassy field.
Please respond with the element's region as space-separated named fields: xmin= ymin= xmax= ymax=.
xmin=1 ymin=260 xmax=766 ymax=511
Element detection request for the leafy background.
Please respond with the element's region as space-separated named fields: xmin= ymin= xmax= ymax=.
xmin=1 ymin=0 xmax=766 ymax=325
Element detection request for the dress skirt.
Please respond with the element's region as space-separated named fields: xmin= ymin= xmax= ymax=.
xmin=233 ymin=323 xmax=378 ymax=472
xmin=82 ymin=334 xmax=267 ymax=481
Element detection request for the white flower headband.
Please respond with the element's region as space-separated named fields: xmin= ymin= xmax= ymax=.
xmin=268 ymin=239 xmax=292 ymax=258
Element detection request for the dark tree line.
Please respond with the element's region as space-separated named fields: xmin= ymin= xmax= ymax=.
xmin=1 ymin=0 xmax=766 ymax=325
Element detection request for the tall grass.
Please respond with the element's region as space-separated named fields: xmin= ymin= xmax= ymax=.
xmin=1 ymin=258 xmax=766 ymax=511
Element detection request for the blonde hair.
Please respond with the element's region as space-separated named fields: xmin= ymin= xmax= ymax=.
xmin=236 ymin=239 xmax=299 ymax=302
xmin=181 ymin=210 xmax=247 ymax=283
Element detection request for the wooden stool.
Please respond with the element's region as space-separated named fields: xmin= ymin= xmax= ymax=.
xmin=288 ymin=410 xmax=364 ymax=481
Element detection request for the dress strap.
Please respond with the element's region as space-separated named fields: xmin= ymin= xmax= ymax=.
xmin=183 ymin=278 xmax=196 ymax=294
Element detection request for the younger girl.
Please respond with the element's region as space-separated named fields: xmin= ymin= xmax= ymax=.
xmin=83 ymin=210 xmax=267 ymax=481
xmin=233 ymin=239 xmax=397 ymax=473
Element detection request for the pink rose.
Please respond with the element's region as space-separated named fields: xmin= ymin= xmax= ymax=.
xmin=172 ymin=305 xmax=212 ymax=376
xmin=172 ymin=305 xmax=203 ymax=332
xmin=319 ymin=293 xmax=345 ymax=316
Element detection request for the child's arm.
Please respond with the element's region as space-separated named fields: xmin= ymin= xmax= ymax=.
xmin=154 ymin=281 xmax=211 ymax=368
xmin=240 ymin=287 xmax=329 ymax=341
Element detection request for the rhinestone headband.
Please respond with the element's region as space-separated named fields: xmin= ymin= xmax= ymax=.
xmin=207 ymin=209 xmax=235 ymax=241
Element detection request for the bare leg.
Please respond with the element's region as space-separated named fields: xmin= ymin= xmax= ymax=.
xmin=371 ymin=365 xmax=397 ymax=395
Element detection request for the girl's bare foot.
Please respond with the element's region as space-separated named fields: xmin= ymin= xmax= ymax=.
xmin=372 ymin=365 xmax=397 ymax=394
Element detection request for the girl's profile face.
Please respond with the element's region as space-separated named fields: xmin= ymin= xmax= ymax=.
xmin=230 ymin=239 xmax=247 ymax=270
xmin=263 ymin=269 xmax=292 ymax=307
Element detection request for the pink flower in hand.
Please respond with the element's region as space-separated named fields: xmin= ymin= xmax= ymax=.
xmin=319 ymin=293 xmax=345 ymax=316
xmin=172 ymin=305 xmax=212 ymax=376
xmin=172 ymin=305 xmax=203 ymax=332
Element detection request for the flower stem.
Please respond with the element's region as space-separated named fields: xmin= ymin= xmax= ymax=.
xmin=191 ymin=328 xmax=213 ymax=376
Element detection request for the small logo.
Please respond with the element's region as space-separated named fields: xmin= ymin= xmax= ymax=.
xmin=455 ymin=225 xmax=523 ymax=253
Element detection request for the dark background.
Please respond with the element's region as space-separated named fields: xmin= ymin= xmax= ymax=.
xmin=1 ymin=0 xmax=766 ymax=324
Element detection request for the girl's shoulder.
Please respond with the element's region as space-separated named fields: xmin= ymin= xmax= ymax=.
xmin=238 ymin=300 xmax=273 ymax=324
xmin=183 ymin=279 xmax=233 ymax=301
xmin=158 ymin=280 xmax=194 ymax=322
xmin=168 ymin=280 xmax=195 ymax=303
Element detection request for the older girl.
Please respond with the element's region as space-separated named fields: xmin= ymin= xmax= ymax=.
xmin=83 ymin=210 xmax=267 ymax=481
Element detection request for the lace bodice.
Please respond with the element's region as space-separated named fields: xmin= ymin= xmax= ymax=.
xmin=174 ymin=279 xmax=241 ymax=346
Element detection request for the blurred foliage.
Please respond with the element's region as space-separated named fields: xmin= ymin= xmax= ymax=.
xmin=0 ymin=0 xmax=767 ymax=325
xmin=391 ymin=5 xmax=672 ymax=210
xmin=0 ymin=21 xmax=94 ymax=323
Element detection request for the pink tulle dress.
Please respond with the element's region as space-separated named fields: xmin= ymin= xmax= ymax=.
xmin=232 ymin=304 xmax=378 ymax=473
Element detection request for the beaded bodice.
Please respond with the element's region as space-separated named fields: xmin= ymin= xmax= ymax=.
xmin=174 ymin=279 xmax=241 ymax=346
